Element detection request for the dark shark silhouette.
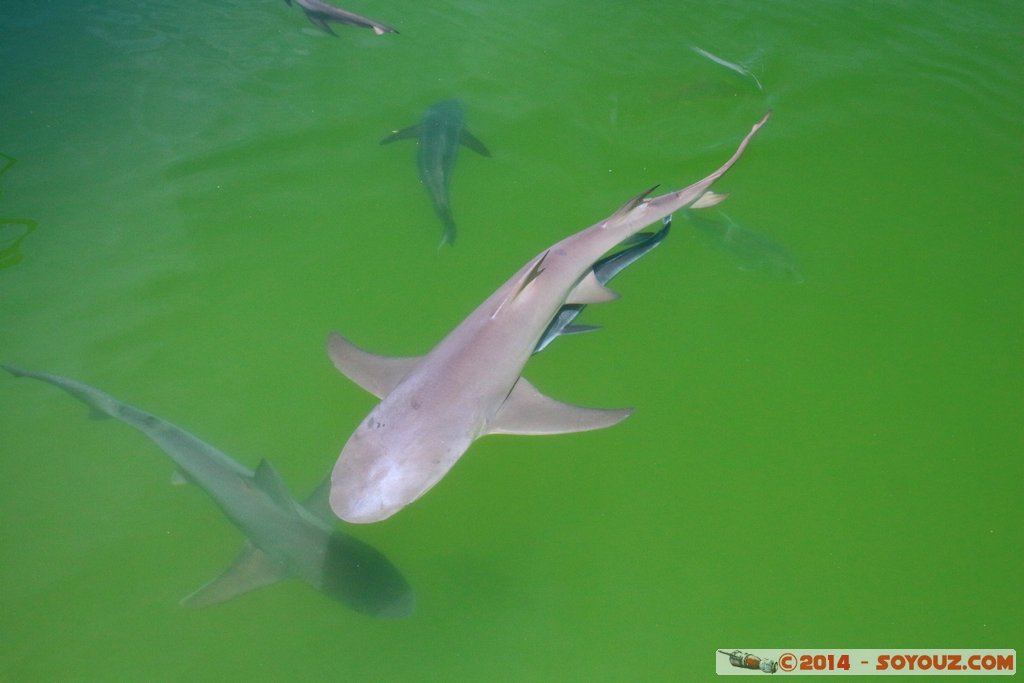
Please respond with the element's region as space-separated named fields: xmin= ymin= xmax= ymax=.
xmin=381 ymin=100 xmax=490 ymax=246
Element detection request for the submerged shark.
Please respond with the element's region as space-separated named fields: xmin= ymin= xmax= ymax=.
xmin=381 ymin=100 xmax=491 ymax=246
xmin=285 ymin=0 xmax=397 ymax=36
xmin=3 ymin=366 xmax=413 ymax=617
xmin=328 ymin=112 xmax=771 ymax=523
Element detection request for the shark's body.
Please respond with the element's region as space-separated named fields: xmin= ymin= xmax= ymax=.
xmin=285 ymin=0 xmax=397 ymax=36
xmin=329 ymin=113 xmax=771 ymax=523
xmin=381 ymin=100 xmax=490 ymax=246
xmin=4 ymin=366 xmax=412 ymax=617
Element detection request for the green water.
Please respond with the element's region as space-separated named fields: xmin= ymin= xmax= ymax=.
xmin=2 ymin=0 xmax=1021 ymax=679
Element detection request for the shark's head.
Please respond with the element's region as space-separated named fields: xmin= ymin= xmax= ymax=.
xmin=329 ymin=416 xmax=470 ymax=524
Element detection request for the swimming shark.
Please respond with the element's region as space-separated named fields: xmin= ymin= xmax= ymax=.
xmin=3 ymin=366 xmax=413 ymax=617
xmin=381 ymin=99 xmax=491 ymax=246
xmin=328 ymin=112 xmax=771 ymax=523
xmin=285 ymin=0 xmax=397 ymax=36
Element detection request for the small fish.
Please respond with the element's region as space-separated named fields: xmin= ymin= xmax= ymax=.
xmin=285 ymin=0 xmax=398 ymax=36
xmin=4 ymin=366 xmax=413 ymax=617
xmin=327 ymin=113 xmax=770 ymax=523
xmin=382 ymin=100 xmax=491 ymax=246
xmin=691 ymin=46 xmax=763 ymax=91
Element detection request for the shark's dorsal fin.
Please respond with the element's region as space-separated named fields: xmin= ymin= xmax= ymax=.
xmin=181 ymin=542 xmax=288 ymax=608
xmin=608 ymin=185 xmax=659 ymax=222
xmin=460 ymin=130 xmax=491 ymax=157
xmin=494 ymin=251 xmax=549 ymax=318
xmin=565 ymin=270 xmax=619 ymax=305
xmin=253 ymin=459 xmax=293 ymax=507
xmin=327 ymin=332 xmax=421 ymax=399
xmin=485 ymin=377 xmax=633 ymax=436
xmin=380 ymin=125 xmax=420 ymax=145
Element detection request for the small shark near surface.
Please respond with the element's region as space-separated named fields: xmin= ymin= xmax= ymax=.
xmin=285 ymin=0 xmax=397 ymax=36
xmin=3 ymin=366 xmax=413 ymax=618
xmin=381 ymin=99 xmax=491 ymax=246
xmin=328 ymin=112 xmax=771 ymax=523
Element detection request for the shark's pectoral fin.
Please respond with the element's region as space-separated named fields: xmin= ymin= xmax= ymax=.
xmin=565 ymin=270 xmax=619 ymax=304
xmin=486 ymin=377 xmax=633 ymax=436
xmin=181 ymin=542 xmax=289 ymax=608
xmin=327 ymin=332 xmax=421 ymax=399
xmin=380 ymin=125 xmax=420 ymax=145
xmin=460 ymin=130 xmax=491 ymax=157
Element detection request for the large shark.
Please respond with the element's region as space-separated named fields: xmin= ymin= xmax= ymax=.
xmin=285 ymin=0 xmax=398 ymax=36
xmin=3 ymin=366 xmax=413 ymax=617
xmin=381 ymin=100 xmax=490 ymax=246
xmin=328 ymin=112 xmax=771 ymax=523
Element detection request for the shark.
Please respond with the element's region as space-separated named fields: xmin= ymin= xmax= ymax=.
xmin=3 ymin=366 xmax=413 ymax=617
xmin=285 ymin=0 xmax=398 ymax=36
xmin=381 ymin=99 xmax=491 ymax=246
xmin=328 ymin=112 xmax=771 ymax=523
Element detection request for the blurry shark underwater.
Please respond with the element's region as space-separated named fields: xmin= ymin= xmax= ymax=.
xmin=381 ymin=100 xmax=491 ymax=246
xmin=3 ymin=366 xmax=413 ymax=617
xmin=328 ymin=112 xmax=771 ymax=523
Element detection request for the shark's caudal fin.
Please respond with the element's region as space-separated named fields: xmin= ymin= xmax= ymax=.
xmin=486 ymin=377 xmax=632 ymax=435
xmin=326 ymin=332 xmax=421 ymax=399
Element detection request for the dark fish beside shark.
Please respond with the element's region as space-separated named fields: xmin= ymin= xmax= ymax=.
xmin=328 ymin=113 xmax=770 ymax=523
xmin=534 ymin=216 xmax=672 ymax=353
xmin=381 ymin=100 xmax=491 ymax=246
xmin=3 ymin=366 xmax=413 ymax=617
xmin=285 ymin=0 xmax=397 ymax=36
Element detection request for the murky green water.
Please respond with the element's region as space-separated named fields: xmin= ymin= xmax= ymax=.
xmin=2 ymin=0 xmax=1021 ymax=680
